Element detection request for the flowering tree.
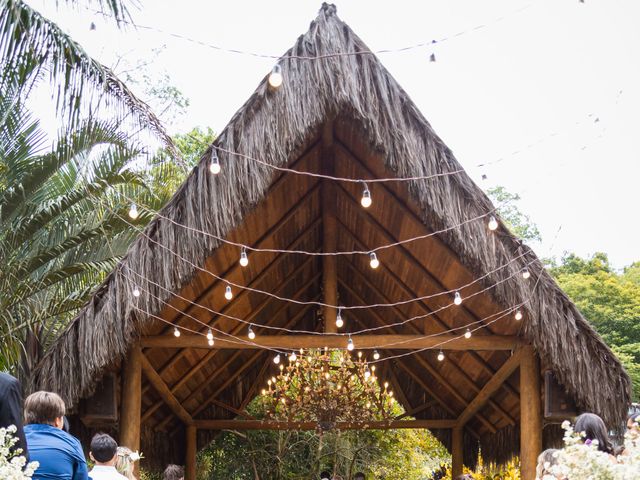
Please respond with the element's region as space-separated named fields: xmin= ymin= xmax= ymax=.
xmin=0 ymin=426 xmax=38 ymax=479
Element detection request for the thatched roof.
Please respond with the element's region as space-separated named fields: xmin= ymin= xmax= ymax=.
xmin=32 ymin=2 xmax=630 ymax=468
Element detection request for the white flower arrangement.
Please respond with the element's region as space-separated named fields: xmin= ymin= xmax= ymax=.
xmin=0 ymin=426 xmax=39 ymax=480
xmin=128 ymin=451 xmax=141 ymax=462
xmin=539 ymin=421 xmax=640 ymax=480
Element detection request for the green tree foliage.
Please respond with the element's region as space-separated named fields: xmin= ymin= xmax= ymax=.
xmin=549 ymin=253 xmax=640 ymax=400
xmin=486 ymin=186 xmax=541 ymax=242
xmin=0 ymin=93 xmax=160 ymax=379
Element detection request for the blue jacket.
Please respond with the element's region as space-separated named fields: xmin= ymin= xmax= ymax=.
xmin=24 ymin=424 xmax=88 ymax=480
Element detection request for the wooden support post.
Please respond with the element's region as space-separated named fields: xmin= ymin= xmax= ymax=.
xmin=185 ymin=425 xmax=197 ymax=480
xmin=520 ymin=346 xmax=542 ymax=480
xmin=452 ymin=426 xmax=464 ymax=478
xmin=120 ymin=344 xmax=141 ymax=452
xmin=322 ymin=121 xmax=338 ymax=333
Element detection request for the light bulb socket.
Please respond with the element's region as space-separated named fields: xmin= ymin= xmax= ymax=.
xmin=209 ymin=149 xmax=221 ymax=174
xmin=173 ymin=327 xmax=181 ymax=337
xmin=268 ymin=64 xmax=283 ymax=88
xmin=239 ymin=247 xmax=249 ymax=267
xmin=454 ymin=291 xmax=462 ymax=305
xmin=369 ymin=252 xmax=379 ymax=269
xmin=360 ymin=183 xmax=372 ymax=208
xmin=225 ymin=285 xmax=233 ymax=300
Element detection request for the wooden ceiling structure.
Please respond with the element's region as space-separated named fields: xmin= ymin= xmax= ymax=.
xmin=32 ymin=5 xmax=630 ymax=480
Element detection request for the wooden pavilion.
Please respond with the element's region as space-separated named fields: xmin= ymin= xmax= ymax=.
xmin=32 ymin=4 xmax=630 ymax=479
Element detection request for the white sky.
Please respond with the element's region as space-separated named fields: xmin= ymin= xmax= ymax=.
xmin=26 ymin=0 xmax=640 ymax=268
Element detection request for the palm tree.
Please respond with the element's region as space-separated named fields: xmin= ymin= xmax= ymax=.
xmin=0 ymin=0 xmax=176 ymax=154
xmin=0 ymin=90 xmax=159 ymax=379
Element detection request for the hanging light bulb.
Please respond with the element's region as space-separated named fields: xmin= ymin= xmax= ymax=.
xmin=373 ymin=350 xmax=380 ymax=360
xmin=273 ymin=354 xmax=281 ymax=364
xmin=224 ymin=285 xmax=233 ymax=300
xmin=429 ymin=39 xmax=437 ymax=62
xmin=369 ymin=252 xmax=380 ymax=269
xmin=515 ymin=310 xmax=523 ymax=321
xmin=289 ymin=352 xmax=297 ymax=362
xmin=335 ymin=308 xmax=344 ymax=329
xmin=522 ymin=268 xmax=531 ymax=279
xmin=360 ymin=183 xmax=372 ymax=208
xmin=128 ymin=203 xmax=139 ymax=220
xmin=206 ymin=329 xmax=214 ymax=341
xmin=347 ymin=336 xmax=354 ymax=351
xmin=268 ymin=64 xmax=283 ymax=88
xmin=248 ymin=325 xmax=256 ymax=340
xmin=132 ymin=286 xmax=141 ymax=298
xmin=261 ymin=389 xmax=266 ymax=395
xmin=364 ymin=367 xmax=371 ymax=380
xmin=173 ymin=327 xmax=181 ymax=338
xmin=239 ymin=247 xmax=249 ymax=267
xmin=464 ymin=328 xmax=472 ymax=339
xmin=454 ymin=291 xmax=462 ymax=305
xmin=488 ymin=216 xmax=499 ymax=231
xmin=208 ymin=337 xmax=214 ymax=347
xmin=437 ymin=350 xmax=445 ymax=362
xmin=209 ymin=148 xmax=221 ymax=174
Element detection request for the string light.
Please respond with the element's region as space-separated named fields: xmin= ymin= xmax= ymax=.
xmin=173 ymin=326 xmax=181 ymax=337
xmin=437 ymin=350 xmax=445 ymax=362
xmin=364 ymin=367 xmax=371 ymax=379
xmin=335 ymin=308 xmax=344 ymax=329
xmin=429 ymin=39 xmax=437 ymax=62
xmin=208 ymin=336 xmax=214 ymax=346
xmin=132 ymin=286 xmax=141 ymax=297
xmin=248 ymin=325 xmax=256 ymax=340
xmin=224 ymin=285 xmax=233 ymax=300
xmin=373 ymin=350 xmax=380 ymax=360
xmin=522 ymin=268 xmax=531 ymax=279
xmin=464 ymin=328 xmax=472 ymax=339
xmin=206 ymin=329 xmax=214 ymax=341
xmin=239 ymin=247 xmax=249 ymax=267
xmin=268 ymin=64 xmax=283 ymax=88
xmin=360 ymin=183 xmax=372 ymax=208
xmin=273 ymin=354 xmax=281 ymax=364
xmin=369 ymin=252 xmax=380 ymax=269
xmin=454 ymin=291 xmax=462 ymax=305
xmin=347 ymin=336 xmax=354 ymax=351
xmin=488 ymin=216 xmax=499 ymax=231
xmin=209 ymin=149 xmax=221 ymax=174
xmin=515 ymin=310 xmax=523 ymax=321
xmin=289 ymin=352 xmax=297 ymax=362
xmin=128 ymin=203 xmax=139 ymax=220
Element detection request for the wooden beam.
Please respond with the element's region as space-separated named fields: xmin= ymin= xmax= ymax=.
xmin=120 ymin=344 xmax=141 ymax=452
xmin=141 ymin=272 xmax=320 ymax=423
xmin=194 ymin=419 xmax=457 ymax=430
xmin=337 ymin=219 xmax=518 ymax=424
xmin=141 ymin=354 xmax=194 ymax=426
xmin=457 ymin=347 xmax=525 ymax=427
xmin=322 ymin=121 xmax=338 ymax=333
xmin=185 ymin=425 xmax=197 ymax=480
xmin=520 ymin=346 xmax=542 ymax=480
xmin=451 ymin=426 xmax=464 ymax=478
xmin=209 ymin=398 xmax=254 ymax=420
xmin=395 ymin=400 xmax=437 ymax=420
xmin=142 ymin=334 xmax=521 ymax=350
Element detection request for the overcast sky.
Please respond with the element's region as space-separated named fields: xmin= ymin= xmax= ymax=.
xmin=27 ymin=0 xmax=640 ymax=268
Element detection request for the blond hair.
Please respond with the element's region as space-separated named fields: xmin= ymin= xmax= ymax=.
xmin=115 ymin=447 xmax=136 ymax=480
xmin=536 ymin=448 xmax=559 ymax=478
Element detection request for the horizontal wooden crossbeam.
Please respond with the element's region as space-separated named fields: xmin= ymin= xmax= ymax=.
xmin=142 ymin=334 xmax=522 ymax=350
xmin=194 ymin=419 xmax=457 ymax=430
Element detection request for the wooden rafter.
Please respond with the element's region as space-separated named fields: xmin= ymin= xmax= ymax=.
xmin=457 ymin=347 xmax=525 ymax=427
xmin=321 ymin=121 xmax=338 ymax=333
xmin=194 ymin=419 xmax=457 ymax=430
xmin=395 ymin=400 xmax=437 ymax=420
xmin=142 ymin=334 xmax=520 ymax=350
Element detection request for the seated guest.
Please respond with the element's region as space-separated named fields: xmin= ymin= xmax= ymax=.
xmin=353 ymin=473 xmax=365 ymax=480
xmin=319 ymin=471 xmax=331 ymax=480
xmin=162 ymin=464 xmax=184 ymax=480
xmin=24 ymin=391 xmax=88 ymax=480
xmin=574 ymin=412 xmax=614 ymax=454
xmin=0 ymin=372 xmax=28 ymax=459
xmin=88 ymin=433 xmax=127 ymax=480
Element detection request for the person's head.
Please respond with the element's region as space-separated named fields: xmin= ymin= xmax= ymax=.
xmin=24 ymin=391 xmax=65 ymax=428
xmin=320 ymin=471 xmax=331 ymax=480
xmin=163 ymin=464 xmax=184 ymax=480
xmin=89 ymin=433 xmax=118 ymax=466
xmin=627 ymin=412 xmax=640 ymax=432
xmin=354 ymin=473 xmax=365 ymax=480
xmin=536 ymin=449 xmax=559 ymax=478
xmin=115 ymin=446 xmax=136 ymax=480
xmin=574 ymin=412 xmax=614 ymax=453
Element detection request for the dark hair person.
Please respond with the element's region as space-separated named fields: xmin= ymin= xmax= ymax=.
xmin=0 ymin=373 xmax=28 ymax=459
xmin=574 ymin=412 xmax=614 ymax=454
xmin=23 ymin=391 xmax=88 ymax=480
xmin=353 ymin=473 xmax=365 ymax=480
xmin=163 ymin=464 xmax=185 ymax=480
